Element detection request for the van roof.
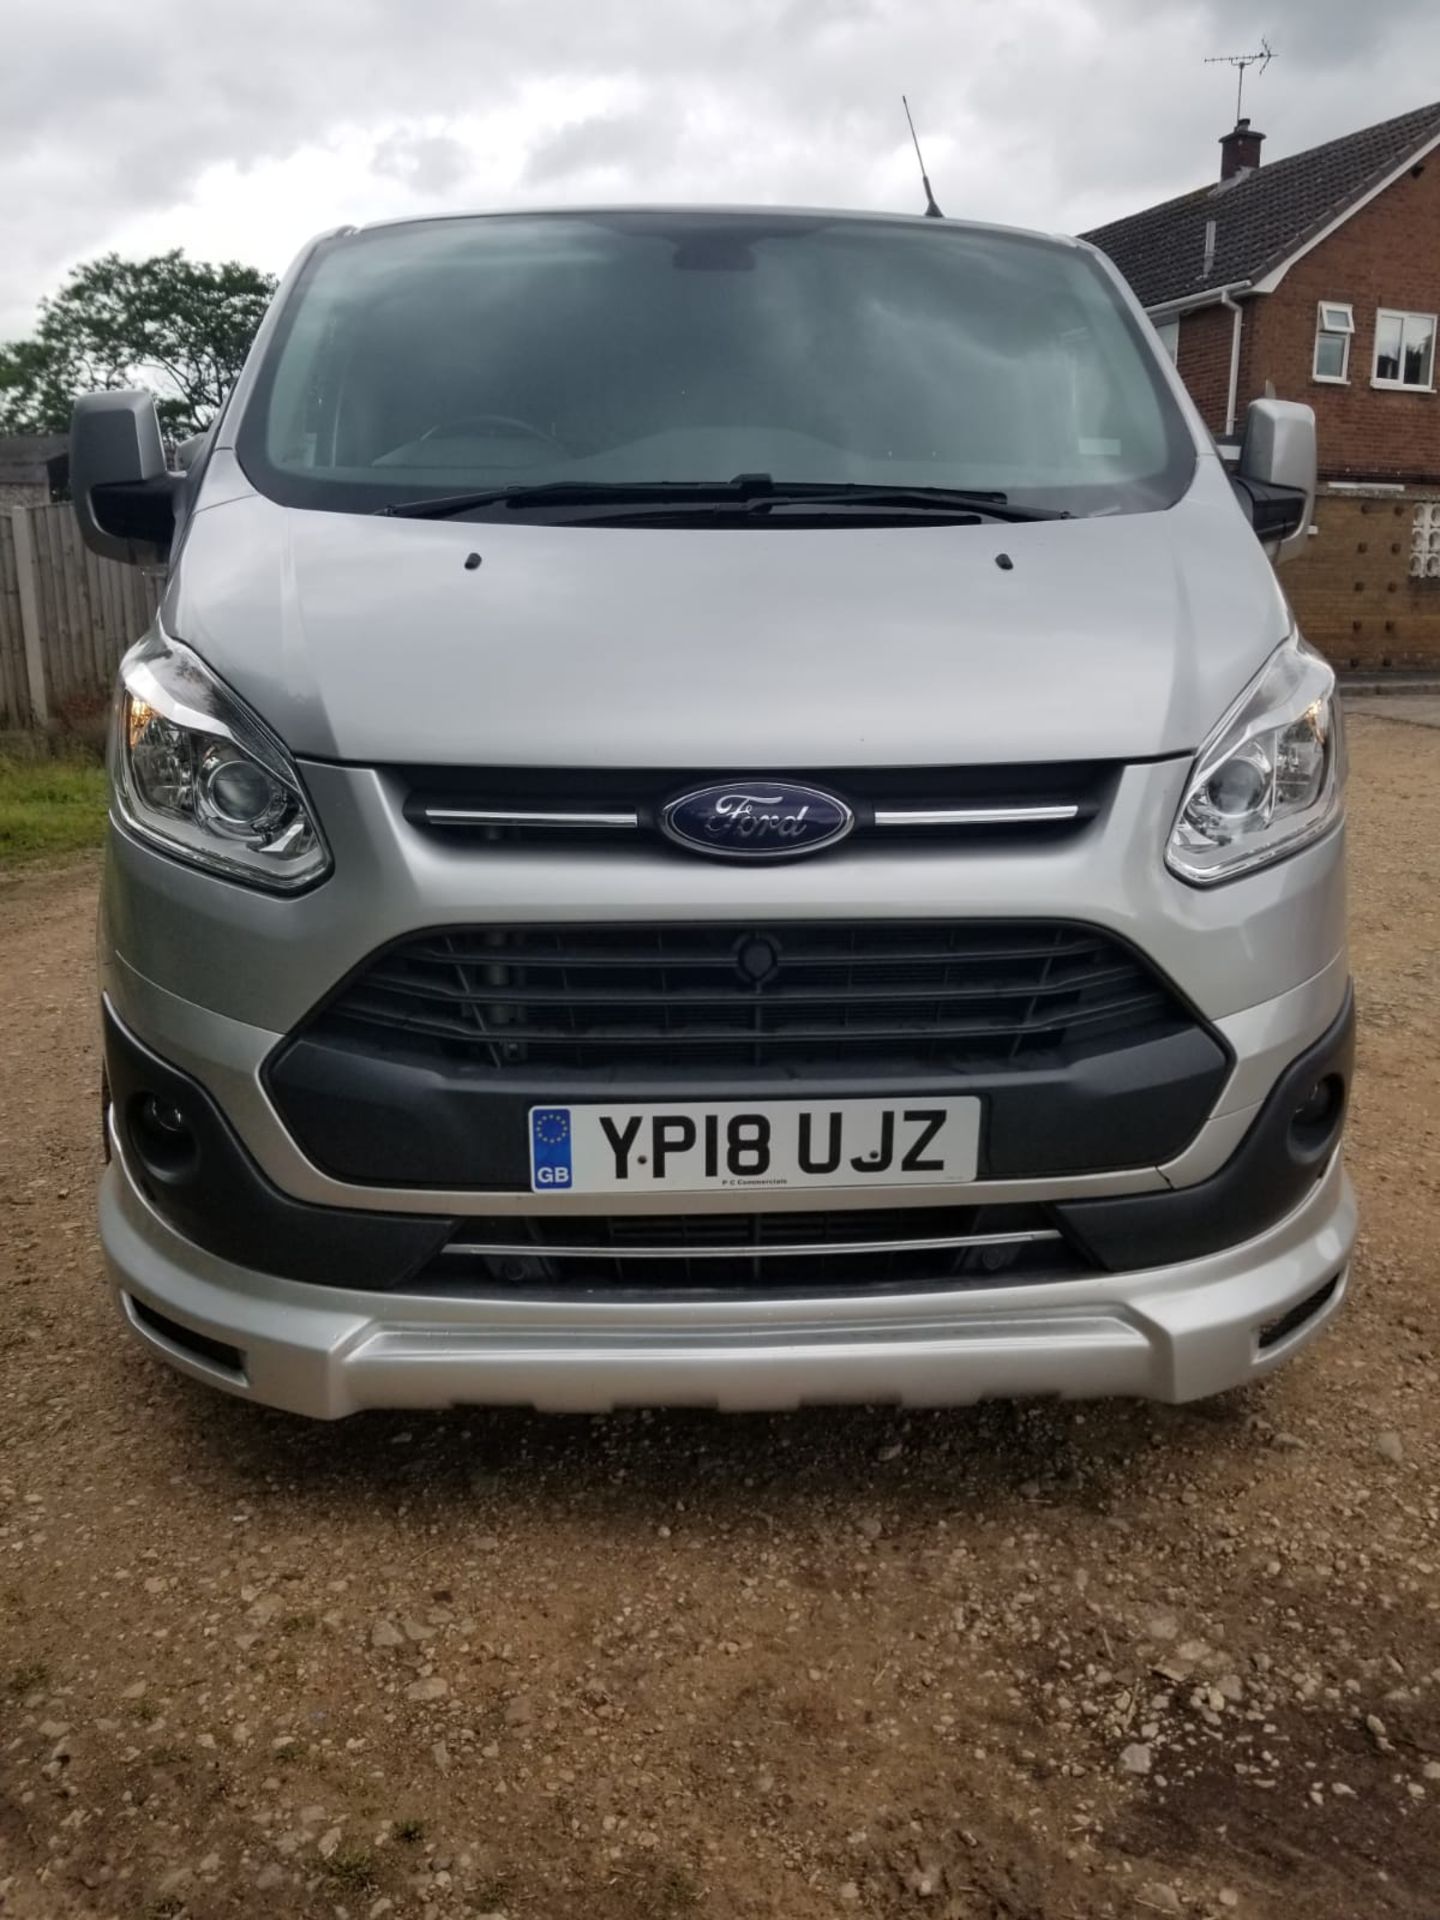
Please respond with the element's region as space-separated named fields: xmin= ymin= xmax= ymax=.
xmin=342 ymin=203 xmax=1081 ymax=254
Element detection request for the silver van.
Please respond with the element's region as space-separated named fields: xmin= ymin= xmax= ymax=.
xmin=72 ymin=207 xmax=1354 ymax=1419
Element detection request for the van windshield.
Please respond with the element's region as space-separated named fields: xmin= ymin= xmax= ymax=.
xmin=237 ymin=211 xmax=1195 ymax=521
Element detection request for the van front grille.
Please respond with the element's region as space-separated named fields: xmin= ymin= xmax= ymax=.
xmin=400 ymin=761 xmax=1113 ymax=848
xmin=308 ymin=919 xmax=1191 ymax=1075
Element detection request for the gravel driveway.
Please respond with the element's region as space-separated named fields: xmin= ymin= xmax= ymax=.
xmin=1 ymin=713 xmax=1437 ymax=1920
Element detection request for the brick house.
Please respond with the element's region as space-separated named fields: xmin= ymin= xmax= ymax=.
xmin=1085 ymin=102 xmax=1440 ymax=671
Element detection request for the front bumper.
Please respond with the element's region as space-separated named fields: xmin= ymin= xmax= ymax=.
xmin=97 ymin=960 xmax=1358 ymax=1418
xmin=102 ymin=1136 xmax=1354 ymax=1417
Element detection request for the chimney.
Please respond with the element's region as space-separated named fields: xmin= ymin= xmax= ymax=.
xmin=1219 ymin=117 xmax=1265 ymax=182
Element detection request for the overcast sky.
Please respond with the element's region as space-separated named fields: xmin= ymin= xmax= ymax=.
xmin=3 ymin=0 xmax=1439 ymax=339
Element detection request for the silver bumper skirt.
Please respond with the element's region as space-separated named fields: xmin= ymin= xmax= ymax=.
xmin=101 ymin=1146 xmax=1355 ymax=1419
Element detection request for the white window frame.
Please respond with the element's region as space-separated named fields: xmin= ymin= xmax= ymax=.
xmin=1312 ymin=300 xmax=1353 ymax=384
xmin=1153 ymin=317 xmax=1179 ymax=364
xmin=1371 ymin=308 xmax=1438 ymax=392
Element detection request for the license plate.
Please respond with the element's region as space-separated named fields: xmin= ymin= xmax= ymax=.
xmin=528 ymin=1098 xmax=980 ymax=1195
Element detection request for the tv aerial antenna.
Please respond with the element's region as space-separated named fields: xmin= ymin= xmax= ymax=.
xmin=1205 ymin=38 xmax=1274 ymax=122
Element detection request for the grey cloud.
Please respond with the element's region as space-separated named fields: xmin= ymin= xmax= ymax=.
xmin=372 ymin=131 xmax=471 ymax=194
xmin=518 ymin=99 xmax=705 ymax=189
xmin=523 ymin=112 xmax=656 ymax=186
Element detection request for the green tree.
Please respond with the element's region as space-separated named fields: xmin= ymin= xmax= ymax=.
xmin=0 ymin=250 xmax=276 ymax=440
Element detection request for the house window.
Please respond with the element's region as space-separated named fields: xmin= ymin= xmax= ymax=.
xmin=1154 ymin=317 xmax=1179 ymax=363
xmin=1312 ymin=301 xmax=1353 ymax=382
xmin=1373 ymin=309 xmax=1437 ymax=390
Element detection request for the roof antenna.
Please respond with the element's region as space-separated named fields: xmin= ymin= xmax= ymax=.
xmin=1204 ymin=36 xmax=1274 ymax=123
xmin=902 ymin=95 xmax=944 ymax=218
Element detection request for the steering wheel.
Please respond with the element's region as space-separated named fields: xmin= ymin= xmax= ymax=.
xmin=420 ymin=413 xmax=564 ymax=448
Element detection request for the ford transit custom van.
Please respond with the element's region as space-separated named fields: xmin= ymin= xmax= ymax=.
xmin=72 ymin=208 xmax=1353 ymax=1417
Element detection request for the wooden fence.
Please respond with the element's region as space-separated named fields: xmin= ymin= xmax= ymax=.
xmin=0 ymin=504 xmax=162 ymax=729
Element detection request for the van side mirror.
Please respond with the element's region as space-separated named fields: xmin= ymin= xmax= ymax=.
xmin=1233 ymin=398 xmax=1316 ymax=565
xmin=70 ymin=391 xmax=178 ymax=567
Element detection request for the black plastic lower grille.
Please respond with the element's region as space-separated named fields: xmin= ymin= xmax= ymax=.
xmin=129 ymin=1298 xmax=246 ymax=1376
xmin=407 ymin=1203 xmax=1093 ymax=1294
xmin=1257 ymin=1274 xmax=1342 ymax=1351
xmin=312 ymin=920 xmax=1191 ymax=1076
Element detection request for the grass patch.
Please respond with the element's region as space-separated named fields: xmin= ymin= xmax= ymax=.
xmin=322 ymin=1848 xmax=379 ymax=1894
xmin=6 ymin=1660 xmax=49 ymax=1696
xmin=0 ymin=753 xmax=107 ymax=868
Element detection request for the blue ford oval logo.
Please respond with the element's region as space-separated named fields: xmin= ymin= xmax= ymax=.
xmin=660 ymin=781 xmax=855 ymax=859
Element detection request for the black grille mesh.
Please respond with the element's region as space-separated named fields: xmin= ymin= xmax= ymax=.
xmin=311 ymin=920 xmax=1189 ymax=1075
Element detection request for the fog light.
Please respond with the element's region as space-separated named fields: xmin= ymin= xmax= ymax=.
xmin=130 ymin=1092 xmax=199 ymax=1176
xmin=1290 ymin=1073 xmax=1344 ymax=1150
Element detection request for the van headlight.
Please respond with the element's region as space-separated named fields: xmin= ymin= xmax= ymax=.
xmin=111 ymin=628 xmax=330 ymax=891
xmin=1166 ymin=632 xmax=1344 ymax=885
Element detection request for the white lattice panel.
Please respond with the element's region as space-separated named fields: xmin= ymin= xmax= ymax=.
xmin=1411 ymin=501 xmax=1440 ymax=579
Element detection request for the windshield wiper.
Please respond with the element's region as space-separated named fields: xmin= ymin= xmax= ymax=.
xmin=374 ymin=479 xmax=773 ymax=519
xmin=374 ymin=475 xmax=1070 ymax=523
xmin=743 ymin=484 xmax=1070 ymax=523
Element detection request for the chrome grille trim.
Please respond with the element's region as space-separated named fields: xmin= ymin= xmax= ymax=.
xmin=441 ymin=1228 xmax=1064 ymax=1261
xmin=872 ymin=804 xmax=1081 ymax=827
xmin=422 ymin=806 xmax=640 ymax=829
